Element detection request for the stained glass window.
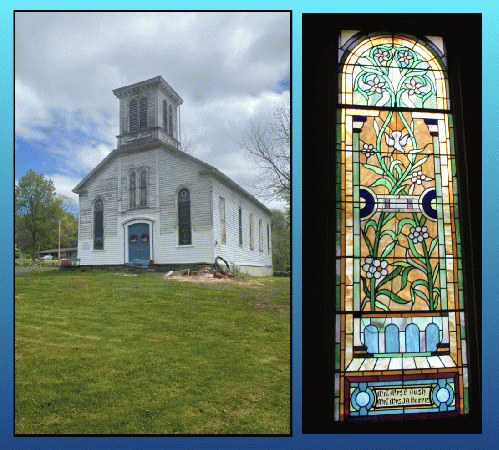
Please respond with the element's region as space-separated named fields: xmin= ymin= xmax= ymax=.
xmin=140 ymin=169 xmax=147 ymax=207
xmin=178 ymin=188 xmax=191 ymax=245
xmin=129 ymin=170 xmax=136 ymax=209
xmin=335 ymin=32 xmax=471 ymax=421
xmin=93 ymin=198 xmax=104 ymax=250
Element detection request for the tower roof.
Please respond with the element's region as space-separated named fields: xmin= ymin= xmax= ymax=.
xmin=112 ymin=76 xmax=183 ymax=105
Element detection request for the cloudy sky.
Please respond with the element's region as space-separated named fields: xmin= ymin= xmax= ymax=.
xmin=15 ymin=11 xmax=290 ymax=210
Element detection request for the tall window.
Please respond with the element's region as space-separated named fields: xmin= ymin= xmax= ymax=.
xmin=129 ymin=99 xmax=138 ymax=132
xmin=93 ymin=198 xmax=104 ymax=250
xmin=139 ymin=169 xmax=147 ymax=207
xmin=178 ymin=188 xmax=191 ymax=245
xmin=335 ymin=32 xmax=470 ymax=421
xmin=249 ymin=214 xmax=254 ymax=250
xmin=219 ymin=197 xmax=226 ymax=244
xmin=238 ymin=208 xmax=243 ymax=246
xmin=139 ymin=96 xmax=148 ymax=129
xmin=129 ymin=171 xmax=136 ymax=209
xmin=259 ymin=219 xmax=263 ymax=252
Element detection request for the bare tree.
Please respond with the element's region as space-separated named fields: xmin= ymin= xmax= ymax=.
xmin=180 ymin=132 xmax=193 ymax=154
xmin=240 ymin=100 xmax=290 ymax=213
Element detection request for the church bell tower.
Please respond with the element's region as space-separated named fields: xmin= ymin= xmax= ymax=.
xmin=112 ymin=76 xmax=183 ymax=150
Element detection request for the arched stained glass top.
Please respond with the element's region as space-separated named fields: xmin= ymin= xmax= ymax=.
xmin=339 ymin=34 xmax=449 ymax=110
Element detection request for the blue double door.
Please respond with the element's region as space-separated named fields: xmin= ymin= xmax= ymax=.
xmin=128 ymin=223 xmax=150 ymax=261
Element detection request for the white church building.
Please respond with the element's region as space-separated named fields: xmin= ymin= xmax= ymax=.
xmin=72 ymin=76 xmax=273 ymax=275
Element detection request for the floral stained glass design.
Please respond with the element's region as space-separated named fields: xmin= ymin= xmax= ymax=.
xmin=335 ymin=33 xmax=469 ymax=421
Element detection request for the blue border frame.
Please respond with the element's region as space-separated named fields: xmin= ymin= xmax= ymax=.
xmin=7 ymin=6 xmax=496 ymax=450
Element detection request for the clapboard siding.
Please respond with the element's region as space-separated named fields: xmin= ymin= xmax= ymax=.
xmin=78 ymin=160 xmax=120 ymax=265
xmin=158 ymin=149 xmax=213 ymax=234
xmin=211 ymin=178 xmax=272 ymax=270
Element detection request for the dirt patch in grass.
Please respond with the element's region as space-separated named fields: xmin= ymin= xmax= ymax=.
xmin=250 ymin=392 xmax=265 ymax=402
xmin=162 ymin=273 xmax=269 ymax=286
xmin=164 ymin=273 xmax=229 ymax=283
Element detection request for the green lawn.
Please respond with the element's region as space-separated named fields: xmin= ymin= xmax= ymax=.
xmin=15 ymin=270 xmax=290 ymax=434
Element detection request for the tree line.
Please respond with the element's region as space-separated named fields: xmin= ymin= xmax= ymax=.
xmin=15 ymin=169 xmax=78 ymax=260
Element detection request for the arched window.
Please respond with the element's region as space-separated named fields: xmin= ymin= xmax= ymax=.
xmin=162 ymin=100 xmax=168 ymax=133
xmin=333 ymin=32 xmax=472 ymax=421
xmin=129 ymin=99 xmax=137 ymax=132
xmin=178 ymin=188 xmax=191 ymax=245
xmin=219 ymin=197 xmax=226 ymax=244
xmin=129 ymin=170 xmax=136 ymax=209
xmin=139 ymin=169 xmax=147 ymax=207
xmin=364 ymin=325 xmax=379 ymax=354
xmin=139 ymin=96 xmax=148 ymax=129
xmin=405 ymin=323 xmax=421 ymax=353
xmin=93 ymin=198 xmax=104 ymax=250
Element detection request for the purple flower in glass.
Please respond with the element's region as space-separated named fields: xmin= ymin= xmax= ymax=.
xmin=362 ymin=143 xmax=374 ymax=158
xmin=362 ymin=258 xmax=389 ymax=280
xmin=398 ymin=50 xmax=413 ymax=66
xmin=384 ymin=130 xmax=409 ymax=153
xmin=374 ymin=48 xmax=391 ymax=64
xmin=408 ymin=226 xmax=430 ymax=244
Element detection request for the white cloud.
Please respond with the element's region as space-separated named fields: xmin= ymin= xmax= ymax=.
xmin=15 ymin=79 xmax=51 ymax=140
xmin=71 ymin=144 xmax=113 ymax=173
xmin=46 ymin=174 xmax=82 ymax=204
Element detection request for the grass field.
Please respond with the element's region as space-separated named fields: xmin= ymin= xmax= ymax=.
xmin=15 ymin=270 xmax=290 ymax=434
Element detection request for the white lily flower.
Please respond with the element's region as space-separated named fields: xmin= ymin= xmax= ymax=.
xmin=367 ymin=76 xmax=386 ymax=94
xmin=405 ymin=78 xmax=423 ymax=96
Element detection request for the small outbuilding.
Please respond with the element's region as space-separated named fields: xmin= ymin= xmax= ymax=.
xmin=38 ymin=247 xmax=78 ymax=259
